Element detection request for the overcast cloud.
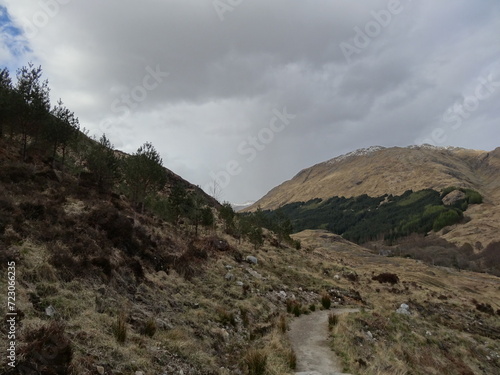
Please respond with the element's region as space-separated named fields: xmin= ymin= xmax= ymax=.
xmin=1 ymin=0 xmax=499 ymax=203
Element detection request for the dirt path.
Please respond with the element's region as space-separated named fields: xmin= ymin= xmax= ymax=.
xmin=288 ymin=308 xmax=359 ymax=375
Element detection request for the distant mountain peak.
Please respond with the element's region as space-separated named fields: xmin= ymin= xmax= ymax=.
xmin=326 ymin=146 xmax=386 ymax=165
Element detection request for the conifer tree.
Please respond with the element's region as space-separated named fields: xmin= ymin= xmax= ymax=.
xmin=124 ymin=142 xmax=167 ymax=211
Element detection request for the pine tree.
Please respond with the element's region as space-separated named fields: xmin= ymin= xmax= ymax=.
xmin=0 ymin=68 xmax=13 ymax=138
xmin=46 ymin=99 xmax=80 ymax=171
xmin=15 ymin=63 xmax=51 ymax=160
xmin=124 ymin=142 xmax=167 ymax=211
xmin=86 ymin=134 xmax=121 ymax=192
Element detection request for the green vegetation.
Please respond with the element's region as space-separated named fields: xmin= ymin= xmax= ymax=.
xmin=260 ymin=188 xmax=483 ymax=243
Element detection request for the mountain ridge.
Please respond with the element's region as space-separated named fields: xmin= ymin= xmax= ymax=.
xmin=245 ymin=144 xmax=500 ymax=247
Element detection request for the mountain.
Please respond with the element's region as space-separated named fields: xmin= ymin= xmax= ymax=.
xmin=246 ymin=145 xmax=500 ymax=247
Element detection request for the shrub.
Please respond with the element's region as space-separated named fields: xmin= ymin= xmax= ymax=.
xmin=343 ymin=271 xmax=359 ymax=282
xmin=244 ymin=349 xmax=267 ymax=375
xmin=372 ymin=273 xmax=400 ymax=285
xmin=321 ymin=292 xmax=332 ymax=309
xmin=288 ymin=349 xmax=297 ymax=370
xmin=433 ymin=209 xmax=461 ymax=231
xmin=292 ymin=303 xmax=302 ymax=317
xmin=142 ymin=317 xmax=157 ymax=337
xmin=112 ymin=313 xmax=127 ymax=343
xmin=217 ymin=307 xmax=236 ymax=327
xmin=277 ymin=314 xmax=287 ymax=333
xmin=17 ymin=321 xmax=73 ymax=375
xmin=309 ymin=304 xmax=316 ymax=312
xmin=464 ymin=189 xmax=483 ymax=204
xmin=328 ymin=312 xmax=339 ymax=329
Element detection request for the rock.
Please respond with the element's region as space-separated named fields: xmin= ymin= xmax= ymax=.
xmin=96 ymin=366 xmax=105 ymax=375
xmin=212 ymin=239 xmax=229 ymax=251
xmin=225 ymin=265 xmax=233 ymax=270
xmin=246 ymin=255 xmax=258 ymax=265
xmin=334 ymin=274 xmax=341 ymax=280
xmin=278 ymin=290 xmax=287 ymax=299
xmin=366 ymin=331 xmax=373 ymax=340
xmin=246 ymin=268 xmax=262 ymax=279
xmin=396 ymin=303 xmax=411 ymax=315
xmin=235 ymin=281 xmax=244 ymax=286
xmin=45 ymin=305 xmax=56 ymax=317
xmin=442 ymin=189 xmax=466 ymax=206
xmin=225 ymin=273 xmax=234 ymax=281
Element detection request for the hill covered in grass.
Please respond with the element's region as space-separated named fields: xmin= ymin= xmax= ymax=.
xmin=246 ymin=145 xmax=500 ymax=248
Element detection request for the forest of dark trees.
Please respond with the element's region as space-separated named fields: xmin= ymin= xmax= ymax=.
xmin=260 ymin=188 xmax=483 ymax=244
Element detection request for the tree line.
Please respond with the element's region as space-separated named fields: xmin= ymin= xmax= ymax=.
xmin=259 ymin=188 xmax=484 ymax=244
xmin=0 ymin=64 xmax=218 ymax=235
xmin=1 ymin=63 xmax=303 ymax=245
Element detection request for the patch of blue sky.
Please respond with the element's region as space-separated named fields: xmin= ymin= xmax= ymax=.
xmin=0 ymin=5 xmax=31 ymax=68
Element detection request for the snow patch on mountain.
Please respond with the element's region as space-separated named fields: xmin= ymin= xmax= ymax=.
xmin=326 ymin=146 xmax=386 ymax=165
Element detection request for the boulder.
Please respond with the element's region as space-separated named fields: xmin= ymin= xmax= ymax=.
xmin=246 ymin=255 xmax=258 ymax=265
xmin=396 ymin=303 xmax=411 ymax=315
xmin=442 ymin=189 xmax=466 ymax=206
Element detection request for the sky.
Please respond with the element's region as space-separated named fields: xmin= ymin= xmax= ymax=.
xmin=1 ymin=0 xmax=499 ymax=204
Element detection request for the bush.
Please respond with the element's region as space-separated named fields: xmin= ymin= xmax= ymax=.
xmin=112 ymin=313 xmax=127 ymax=343
xmin=464 ymin=189 xmax=483 ymax=204
xmin=372 ymin=273 xmax=400 ymax=285
xmin=244 ymin=349 xmax=268 ymax=375
xmin=328 ymin=313 xmax=339 ymax=329
xmin=17 ymin=321 xmax=73 ymax=375
xmin=217 ymin=307 xmax=236 ymax=327
xmin=288 ymin=349 xmax=297 ymax=370
xmin=142 ymin=317 xmax=157 ymax=337
xmin=321 ymin=292 xmax=332 ymax=309
xmin=277 ymin=314 xmax=287 ymax=333
xmin=433 ymin=209 xmax=461 ymax=231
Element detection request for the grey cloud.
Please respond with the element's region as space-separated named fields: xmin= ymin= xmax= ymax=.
xmin=2 ymin=0 xmax=500 ymax=203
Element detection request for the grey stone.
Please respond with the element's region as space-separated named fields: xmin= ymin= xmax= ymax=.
xmin=246 ymin=255 xmax=258 ymax=264
xmin=396 ymin=303 xmax=411 ymax=315
xmin=45 ymin=305 xmax=56 ymax=317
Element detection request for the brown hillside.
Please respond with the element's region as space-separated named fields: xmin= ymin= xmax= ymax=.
xmin=247 ymin=145 xmax=500 ymax=247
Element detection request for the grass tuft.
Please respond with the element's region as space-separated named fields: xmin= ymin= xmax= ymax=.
xmin=112 ymin=313 xmax=127 ymax=344
xmin=244 ymin=349 xmax=268 ymax=375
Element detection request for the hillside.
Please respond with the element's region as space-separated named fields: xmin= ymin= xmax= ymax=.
xmin=246 ymin=145 xmax=500 ymax=247
xmin=1 ymin=136 xmax=500 ymax=374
